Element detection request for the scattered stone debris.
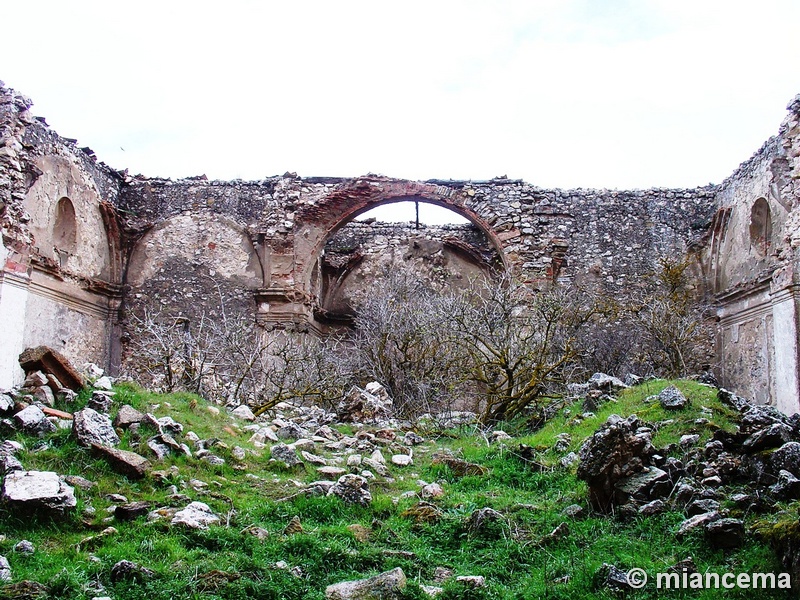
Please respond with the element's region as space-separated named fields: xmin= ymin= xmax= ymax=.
xmin=659 ymin=385 xmax=688 ymax=410
xmin=110 ymin=560 xmax=155 ymax=583
xmin=325 ymin=567 xmax=406 ymax=599
xmin=1 ymin=470 xmax=76 ymax=515
xmin=18 ymin=346 xmax=85 ymax=392
xmin=73 ymin=407 xmax=120 ymax=448
xmin=90 ymin=444 xmax=151 ymax=479
xmin=171 ymin=501 xmax=221 ymax=530
xmin=328 ymin=474 xmax=372 ymax=506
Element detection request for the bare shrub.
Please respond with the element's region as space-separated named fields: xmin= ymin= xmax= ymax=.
xmin=349 ymin=270 xmax=470 ymax=417
xmin=447 ymin=276 xmax=598 ymax=424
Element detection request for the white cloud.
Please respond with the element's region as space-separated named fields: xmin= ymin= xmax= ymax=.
xmin=2 ymin=0 xmax=799 ymax=188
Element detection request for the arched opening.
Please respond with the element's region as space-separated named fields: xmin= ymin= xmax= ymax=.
xmin=314 ymin=199 xmax=503 ymax=322
xmin=53 ymin=197 xmax=77 ymax=258
xmin=749 ymin=197 xmax=772 ymax=256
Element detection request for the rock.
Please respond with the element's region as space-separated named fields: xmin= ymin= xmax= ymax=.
xmin=742 ymin=423 xmax=793 ymax=452
xmin=391 ymin=454 xmax=413 ymax=467
xmin=28 ymin=386 xmax=55 ymax=407
xmin=421 ymin=483 xmax=444 ymax=499
xmin=562 ymin=504 xmax=585 ymax=519
xmin=90 ymin=444 xmax=151 ymax=479
xmin=155 ymin=416 xmax=183 ymax=435
xmin=325 ymin=567 xmax=406 ymax=599
xmin=614 ymin=466 xmax=670 ymax=502
xmin=94 ymin=376 xmax=113 ymax=391
xmin=686 ymin=498 xmax=720 ymax=516
xmin=467 ymin=507 xmax=504 ymax=534
xmin=771 ymin=442 xmax=800 ymax=476
xmin=705 ymin=518 xmax=744 ymax=548
xmin=638 ymin=499 xmax=665 ymax=516
xmin=595 ymin=563 xmax=634 ymax=592
xmin=231 ymin=404 xmax=256 ymax=421
xmin=23 ymin=371 xmax=48 ymax=389
xmin=337 ymin=385 xmax=394 ymax=423
xmin=770 ymin=470 xmax=800 ymax=500
xmin=659 ymin=385 xmax=688 ymax=410
xmin=677 ymin=511 xmax=720 ymax=537
xmin=301 ymin=451 xmax=327 ymax=465
xmin=0 ymin=581 xmax=50 ymax=598
xmin=0 ymin=556 xmax=10 ymax=581
xmin=1 ymin=470 xmax=76 ymax=515
xmin=171 ymin=501 xmax=220 ymax=530
xmin=13 ymin=405 xmax=56 ymax=437
xmin=740 ymin=405 xmax=789 ymax=435
xmin=559 ymin=452 xmax=579 ymax=468
xmin=73 ymin=408 xmax=120 ymax=448
xmin=201 ymin=455 xmax=225 ymax=467
xmin=431 ymin=452 xmax=488 ymax=477
xmin=317 ymin=466 xmax=347 ymax=479
xmin=13 ymin=540 xmax=34 ymax=554
xmin=717 ymin=388 xmax=751 ymax=411
xmin=63 ymin=475 xmax=96 ymax=490
xmin=680 ymin=434 xmax=700 ymax=448
xmin=110 ymin=560 xmax=155 ymax=583
xmin=328 ymin=474 xmax=372 ymax=506
xmin=19 ymin=346 xmax=85 ymax=392
xmin=587 ymin=373 xmax=627 ymax=393
xmin=277 ymin=422 xmax=307 ymax=440
xmin=432 ymin=411 xmax=478 ymax=428
xmin=86 ymin=391 xmax=114 ymax=413
xmin=147 ymin=438 xmax=171 ymax=460
xmin=577 ymin=414 xmax=654 ymax=512
xmin=113 ymin=405 xmax=145 ymax=429
xmin=1 ymin=454 xmax=23 ymax=474
xmin=271 ymin=443 xmax=302 ymax=468
xmin=0 ymin=394 xmax=13 ymax=414
xmin=115 ymin=501 xmax=152 ymax=521
xmin=456 ymin=575 xmax=486 ymax=588
xmin=403 ymin=431 xmax=424 ymax=446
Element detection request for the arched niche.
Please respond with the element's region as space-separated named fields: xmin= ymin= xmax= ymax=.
xmin=53 ymin=197 xmax=78 ymax=256
xmin=749 ymin=197 xmax=772 ymax=256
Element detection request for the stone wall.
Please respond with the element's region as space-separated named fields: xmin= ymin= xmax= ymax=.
xmin=703 ymin=95 xmax=800 ymax=411
xmin=3 ymin=79 xmax=800 ymax=414
xmin=318 ymin=220 xmax=501 ymax=318
xmin=0 ymin=81 xmax=124 ymax=387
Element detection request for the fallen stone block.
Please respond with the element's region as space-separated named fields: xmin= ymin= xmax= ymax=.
xmin=325 ymin=567 xmax=406 ymax=599
xmin=1 ymin=470 xmax=76 ymax=515
xmin=18 ymin=346 xmax=84 ymax=392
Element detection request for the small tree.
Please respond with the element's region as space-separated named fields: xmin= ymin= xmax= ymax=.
xmin=448 ymin=276 xmax=597 ymax=424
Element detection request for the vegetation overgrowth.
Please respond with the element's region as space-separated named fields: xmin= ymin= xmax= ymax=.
xmin=1 ymin=379 xmax=795 ymax=599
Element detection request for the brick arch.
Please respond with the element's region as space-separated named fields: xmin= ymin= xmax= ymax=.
xmin=294 ymin=177 xmax=510 ymax=294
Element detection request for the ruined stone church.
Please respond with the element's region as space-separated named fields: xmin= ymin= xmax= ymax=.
xmin=1 ymin=81 xmax=799 ymax=413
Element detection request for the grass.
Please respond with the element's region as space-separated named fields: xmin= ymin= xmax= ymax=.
xmin=0 ymin=379 xmax=794 ymax=598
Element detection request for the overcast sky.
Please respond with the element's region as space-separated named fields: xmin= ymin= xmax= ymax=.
xmin=3 ymin=1 xmax=799 ymax=206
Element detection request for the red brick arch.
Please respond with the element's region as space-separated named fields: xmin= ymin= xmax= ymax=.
xmin=294 ymin=177 xmax=509 ymax=293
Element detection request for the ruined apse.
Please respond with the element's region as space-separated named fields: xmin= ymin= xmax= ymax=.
xmin=1 ymin=80 xmax=799 ymax=413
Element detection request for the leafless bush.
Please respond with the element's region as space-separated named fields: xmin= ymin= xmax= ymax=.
xmin=124 ymin=308 xmax=351 ymax=411
xmin=349 ymin=270 xmax=470 ymax=417
xmin=446 ymin=275 xmax=598 ymax=424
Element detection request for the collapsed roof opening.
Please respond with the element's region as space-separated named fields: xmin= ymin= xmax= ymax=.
xmin=355 ymin=200 xmax=471 ymax=226
xmin=314 ymin=201 xmax=502 ymax=324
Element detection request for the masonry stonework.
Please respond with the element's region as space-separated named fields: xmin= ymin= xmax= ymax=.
xmin=2 ymin=80 xmax=800 ymax=413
